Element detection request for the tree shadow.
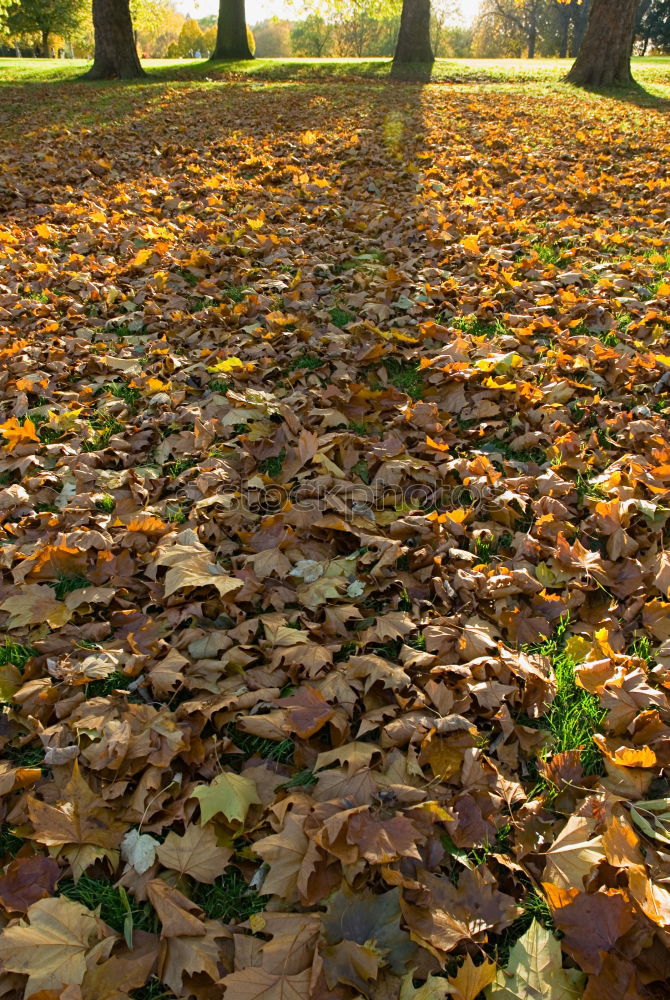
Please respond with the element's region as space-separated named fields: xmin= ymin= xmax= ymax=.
xmin=389 ymin=61 xmax=435 ymax=83
xmin=567 ymin=79 xmax=670 ymax=113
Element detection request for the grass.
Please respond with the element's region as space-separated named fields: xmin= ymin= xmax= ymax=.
xmin=60 ymin=875 xmax=156 ymax=935
xmin=96 ymin=493 xmax=116 ymax=513
xmin=3 ymin=742 xmax=45 ymax=768
xmin=0 ymin=638 xmax=34 ymax=670
xmin=452 ymin=316 xmax=509 ymax=338
xmin=259 ymin=449 xmax=286 ymax=477
xmin=86 ymin=670 xmax=134 ymax=698
xmin=83 ymin=413 xmax=124 ymax=452
xmin=0 ymin=826 xmax=24 ymax=858
xmin=377 ymin=358 xmax=424 ymax=400
xmin=224 ymin=724 xmax=294 ymax=764
xmin=479 ymin=438 xmax=547 ymax=465
xmin=130 ymin=979 xmax=177 ymax=1000
xmin=50 ymin=574 xmax=89 ymax=601
xmin=103 ymin=381 xmax=141 ymax=407
xmin=2 ymin=57 xmax=670 ymax=99
xmin=489 ymin=889 xmax=556 ymax=966
xmin=286 ymin=353 xmax=323 ymax=372
xmin=523 ymin=616 xmax=606 ymax=786
xmin=329 ymin=306 xmax=355 ymax=328
xmin=192 ymin=869 xmax=266 ymax=923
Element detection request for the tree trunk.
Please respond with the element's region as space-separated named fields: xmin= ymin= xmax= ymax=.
xmin=84 ymin=0 xmax=145 ymax=79
xmin=393 ymin=0 xmax=434 ymax=65
xmin=571 ymin=0 xmax=590 ymax=57
xmin=558 ymin=9 xmax=570 ymax=59
xmin=212 ymin=0 xmax=253 ymax=60
xmin=527 ymin=20 xmax=537 ymax=58
xmin=41 ymin=30 xmax=49 ymax=58
xmin=567 ymin=0 xmax=639 ymax=85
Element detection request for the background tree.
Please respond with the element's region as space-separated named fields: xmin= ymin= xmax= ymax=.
xmin=636 ymin=0 xmax=670 ymax=53
xmin=212 ymin=0 xmax=253 ymax=59
xmin=253 ymin=17 xmax=293 ymax=56
xmin=472 ymin=0 xmax=525 ymax=54
xmin=393 ymin=0 xmax=433 ymax=64
xmin=431 ymin=0 xmax=471 ymax=56
xmin=202 ymin=23 xmax=217 ymax=54
xmin=177 ymin=16 xmax=204 ymax=55
xmin=485 ymin=0 xmax=543 ymax=57
xmin=7 ymin=0 xmax=86 ymax=56
xmin=291 ymin=13 xmax=333 ymax=54
xmin=132 ymin=0 xmax=184 ymax=56
xmin=85 ymin=0 xmax=145 ymax=78
xmin=567 ymin=0 xmax=639 ymax=85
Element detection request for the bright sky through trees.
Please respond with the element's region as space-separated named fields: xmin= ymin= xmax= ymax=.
xmin=177 ymin=0 xmax=482 ymax=26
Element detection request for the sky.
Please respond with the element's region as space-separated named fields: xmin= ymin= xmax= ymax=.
xmin=176 ymin=0 xmax=482 ymax=27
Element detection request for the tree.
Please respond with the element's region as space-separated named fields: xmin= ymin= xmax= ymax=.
xmin=85 ymin=0 xmax=145 ymax=78
xmin=7 ymin=0 xmax=86 ymax=56
xmin=177 ymin=17 xmax=204 ymax=56
xmin=566 ymin=0 xmax=639 ymax=85
xmin=393 ymin=0 xmax=434 ymax=65
xmin=132 ymin=0 xmax=184 ymax=57
xmin=636 ymin=0 xmax=670 ymax=53
xmin=212 ymin=0 xmax=253 ymax=59
xmin=202 ymin=24 xmax=217 ymax=54
xmin=431 ymin=0 xmax=470 ymax=56
xmin=253 ymin=17 xmax=293 ymax=57
xmin=291 ymin=12 xmax=333 ymax=54
xmin=486 ymin=0 xmax=543 ymax=57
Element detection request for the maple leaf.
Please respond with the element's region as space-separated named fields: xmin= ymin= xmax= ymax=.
xmin=156 ymin=822 xmax=232 ymax=883
xmin=163 ymin=554 xmax=242 ymax=599
xmin=0 ymin=416 xmax=39 ymax=451
xmin=0 ymin=897 xmax=110 ymax=998
xmin=79 ymin=935 xmax=159 ymax=1000
xmin=120 ymin=828 xmax=159 ymax=875
xmin=219 ymin=968 xmax=312 ymax=1000
xmin=447 ymin=955 xmax=497 ymax=1000
xmin=488 ymin=921 xmax=585 ymax=999
xmin=0 ymin=584 xmax=71 ymax=629
xmin=254 ymin=813 xmax=314 ymax=903
xmin=543 ymin=885 xmax=633 ymax=974
xmin=191 ymin=772 xmax=261 ymax=825
xmin=323 ymin=886 xmax=416 ymax=975
xmin=0 ymin=856 xmax=60 ymax=914
xmin=542 ymin=816 xmax=604 ymax=890
xmin=27 ymin=762 xmax=127 ymax=879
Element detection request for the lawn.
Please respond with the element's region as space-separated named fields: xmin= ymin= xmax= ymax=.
xmin=2 ymin=53 xmax=670 ymax=92
xmin=0 ymin=57 xmax=669 ymax=999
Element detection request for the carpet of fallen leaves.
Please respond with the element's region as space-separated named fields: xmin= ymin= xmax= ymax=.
xmin=0 ymin=75 xmax=670 ymax=1000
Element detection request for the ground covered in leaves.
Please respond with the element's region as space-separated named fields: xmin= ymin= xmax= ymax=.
xmin=0 ymin=70 xmax=670 ymax=1000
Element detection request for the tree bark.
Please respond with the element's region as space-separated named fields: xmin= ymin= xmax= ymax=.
xmin=41 ymin=29 xmax=49 ymax=58
xmin=84 ymin=0 xmax=145 ymax=79
xmin=558 ymin=7 xmax=570 ymax=59
xmin=212 ymin=0 xmax=253 ymax=60
xmin=570 ymin=0 xmax=590 ymax=57
xmin=566 ymin=0 xmax=639 ymax=86
xmin=393 ymin=0 xmax=434 ymax=65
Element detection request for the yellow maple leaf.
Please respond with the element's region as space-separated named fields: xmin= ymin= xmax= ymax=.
xmin=192 ymin=772 xmax=261 ymax=826
xmin=462 ymin=235 xmax=481 ymax=255
xmin=130 ymin=247 xmax=154 ymax=269
xmin=0 ymin=417 xmax=39 ymax=452
xmin=207 ymin=357 xmax=245 ymax=374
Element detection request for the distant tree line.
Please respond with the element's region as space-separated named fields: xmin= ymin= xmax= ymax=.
xmin=5 ymin=0 xmax=668 ymax=62
xmin=473 ymin=0 xmax=670 ymax=59
xmin=0 ymin=0 xmax=660 ymax=88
